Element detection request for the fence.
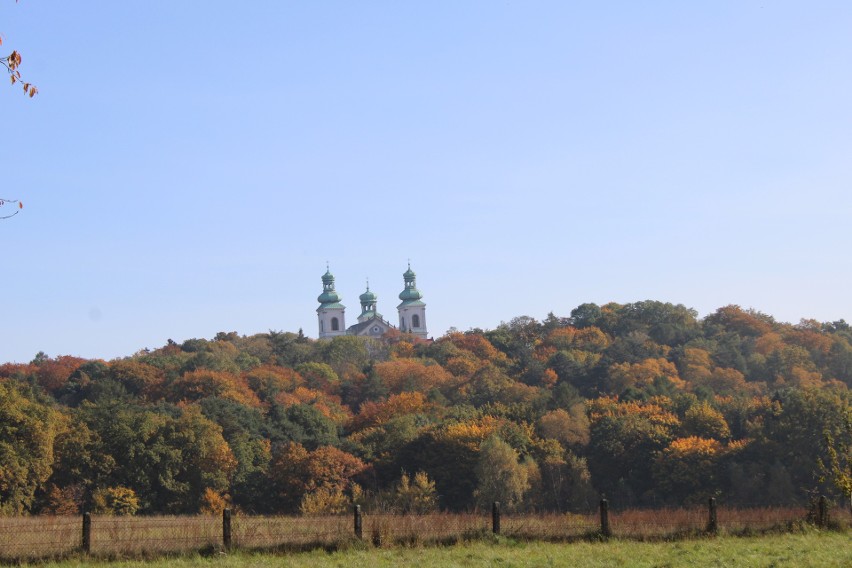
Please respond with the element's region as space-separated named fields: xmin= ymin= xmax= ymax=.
xmin=0 ymin=498 xmax=848 ymax=562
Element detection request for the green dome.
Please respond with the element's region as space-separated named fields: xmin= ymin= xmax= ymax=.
xmin=399 ymin=263 xmax=422 ymax=302
xmin=318 ymin=289 xmax=342 ymax=304
xmin=318 ymin=265 xmax=342 ymax=306
xmin=398 ymin=286 xmax=422 ymax=302
xmin=359 ymin=286 xmax=377 ymax=303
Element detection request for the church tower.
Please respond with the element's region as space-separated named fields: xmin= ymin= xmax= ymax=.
xmin=357 ymin=281 xmax=382 ymax=323
xmin=397 ymin=263 xmax=427 ymax=339
xmin=317 ymin=266 xmax=346 ymax=339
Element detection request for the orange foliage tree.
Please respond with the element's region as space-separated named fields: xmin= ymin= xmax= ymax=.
xmin=371 ymin=359 xmax=455 ymax=395
xmin=167 ymin=369 xmax=261 ymax=407
xmin=269 ymin=442 xmax=366 ymax=513
xmin=349 ymin=391 xmax=433 ymax=431
xmin=607 ymin=357 xmax=686 ymax=393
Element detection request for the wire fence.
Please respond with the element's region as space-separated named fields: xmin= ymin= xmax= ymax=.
xmin=0 ymin=499 xmax=848 ymax=562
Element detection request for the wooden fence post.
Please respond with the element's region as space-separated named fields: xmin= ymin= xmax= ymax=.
xmin=222 ymin=508 xmax=232 ymax=550
xmin=81 ymin=512 xmax=91 ymax=554
xmin=354 ymin=504 xmax=363 ymax=540
xmin=818 ymin=495 xmax=828 ymax=528
xmin=599 ymin=499 xmax=611 ymax=538
xmin=707 ymin=497 xmax=718 ymax=535
xmin=492 ymin=502 xmax=501 ymax=535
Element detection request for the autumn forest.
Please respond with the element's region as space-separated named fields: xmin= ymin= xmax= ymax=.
xmin=0 ymin=301 xmax=850 ymax=517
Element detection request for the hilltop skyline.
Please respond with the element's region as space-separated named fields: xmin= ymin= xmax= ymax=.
xmin=3 ymin=1 xmax=851 ymax=363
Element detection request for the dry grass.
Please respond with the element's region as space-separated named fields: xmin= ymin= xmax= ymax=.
xmin=232 ymin=514 xmax=350 ymax=549
xmin=0 ymin=505 xmax=848 ymax=562
xmin=0 ymin=516 xmax=79 ymax=560
xmin=89 ymin=516 xmax=221 ymax=556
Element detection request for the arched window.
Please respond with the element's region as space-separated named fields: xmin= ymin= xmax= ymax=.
xmin=320 ymin=320 xmax=324 ymax=332
xmin=331 ymin=317 xmax=339 ymax=331
xmin=412 ymin=314 xmax=420 ymax=328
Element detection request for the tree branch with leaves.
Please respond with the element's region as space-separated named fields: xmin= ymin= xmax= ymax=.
xmin=2 ymin=1 xmax=37 ymax=97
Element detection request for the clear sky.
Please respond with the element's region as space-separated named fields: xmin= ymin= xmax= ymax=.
xmin=2 ymin=1 xmax=851 ymax=363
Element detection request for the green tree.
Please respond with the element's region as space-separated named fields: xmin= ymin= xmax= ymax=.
xmin=0 ymin=381 xmax=59 ymax=513
xmin=473 ymin=436 xmax=531 ymax=511
xmin=681 ymin=401 xmax=731 ymax=441
xmin=393 ymin=470 xmax=438 ymax=513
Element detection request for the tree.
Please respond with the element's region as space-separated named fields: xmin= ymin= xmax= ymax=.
xmin=820 ymin=430 xmax=851 ymax=514
xmin=756 ymin=388 xmax=851 ymax=503
xmin=537 ymin=406 xmax=590 ymax=450
xmin=652 ymin=437 xmax=726 ymax=505
xmin=680 ymin=401 xmax=731 ymax=441
xmin=586 ymin=397 xmax=680 ymax=504
xmin=370 ymin=359 xmax=454 ymax=396
xmin=148 ymin=406 xmax=237 ymax=513
xmin=393 ymin=470 xmax=438 ymax=514
xmin=91 ymin=486 xmax=140 ymax=515
xmin=473 ymin=436 xmax=531 ymax=511
xmin=268 ymin=442 xmax=365 ymax=513
xmin=0 ymin=381 xmax=59 ymax=513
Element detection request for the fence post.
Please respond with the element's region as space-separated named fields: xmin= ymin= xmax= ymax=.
xmin=599 ymin=499 xmax=611 ymax=538
xmin=81 ymin=512 xmax=91 ymax=554
xmin=707 ymin=497 xmax=718 ymax=535
xmin=817 ymin=495 xmax=828 ymax=528
xmin=222 ymin=508 xmax=232 ymax=550
xmin=354 ymin=504 xmax=363 ymax=540
xmin=492 ymin=501 xmax=501 ymax=535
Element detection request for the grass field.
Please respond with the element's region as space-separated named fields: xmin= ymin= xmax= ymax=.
xmin=18 ymin=532 xmax=852 ymax=568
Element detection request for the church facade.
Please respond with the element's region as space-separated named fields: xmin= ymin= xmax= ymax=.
xmin=316 ymin=265 xmax=427 ymax=340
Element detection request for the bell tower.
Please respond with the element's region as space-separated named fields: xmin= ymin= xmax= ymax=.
xmin=397 ymin=263 xmax=427 ymax=339
xmin=317 ymin=265 xmax=346 ymax=339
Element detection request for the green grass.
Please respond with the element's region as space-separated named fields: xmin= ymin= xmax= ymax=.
xmin=23 ymin=532 xmax=852 ymax=568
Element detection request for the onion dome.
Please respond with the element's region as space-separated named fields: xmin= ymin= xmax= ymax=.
xmin=399 ymin=263 xmax=423 ymax=302
xmin=360 ymin=283 xmax=377 ymax=304
xmin=357 ymin=280 xmax=382 ymax=321
xmin=317 ymin=266 xmax=343 ymax=306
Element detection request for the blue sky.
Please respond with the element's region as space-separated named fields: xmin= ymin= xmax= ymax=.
xmin=2 ymin=1 xmax=851 ymax=363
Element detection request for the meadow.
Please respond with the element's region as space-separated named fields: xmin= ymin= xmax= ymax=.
xmin=14 ymin=532 xmax=852 ymax=568
xmin=0 ymin=505 xmax=848 ymax=564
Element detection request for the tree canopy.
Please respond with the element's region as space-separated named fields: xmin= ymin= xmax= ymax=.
xmin=0 ymin=302 xmax=850 ymax=514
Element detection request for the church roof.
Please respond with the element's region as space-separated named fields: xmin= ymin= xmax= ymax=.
xmin=347 ymin=315 xmax=394 ymax=336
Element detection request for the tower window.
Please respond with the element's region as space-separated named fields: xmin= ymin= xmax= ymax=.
xmin=331 ymin=317 xmax=339 ymax=331
xmin=412 ymin=314 xmax=420 ymax=328
xmin=320 ymin=320 xmax=324 ymax=332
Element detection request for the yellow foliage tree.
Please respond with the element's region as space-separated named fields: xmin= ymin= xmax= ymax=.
xmin=608 ymin=358 xmax=686 ymax=392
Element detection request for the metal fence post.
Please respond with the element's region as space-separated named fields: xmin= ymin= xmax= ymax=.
xmin=81 ymin=512 xmax=91 ymax=554
xmin=599 ymin=499 xmax=611 ymax=538
xmin=707 ymin=497 xmax=718 ymax=535
xmin=222 ymin=508 xmax=232 ymax=550
xmin=354 ymin=504 xmax=363 ymax=540
xmin=492 ymin=502 xmax=501 ymax=535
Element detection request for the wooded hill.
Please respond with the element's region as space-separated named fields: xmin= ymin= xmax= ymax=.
xmin=0 ymin=301 xmax=850 ymax=516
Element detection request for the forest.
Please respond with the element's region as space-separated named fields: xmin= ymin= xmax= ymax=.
xmin=0 ymin=301 xmax=850 ymax=517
